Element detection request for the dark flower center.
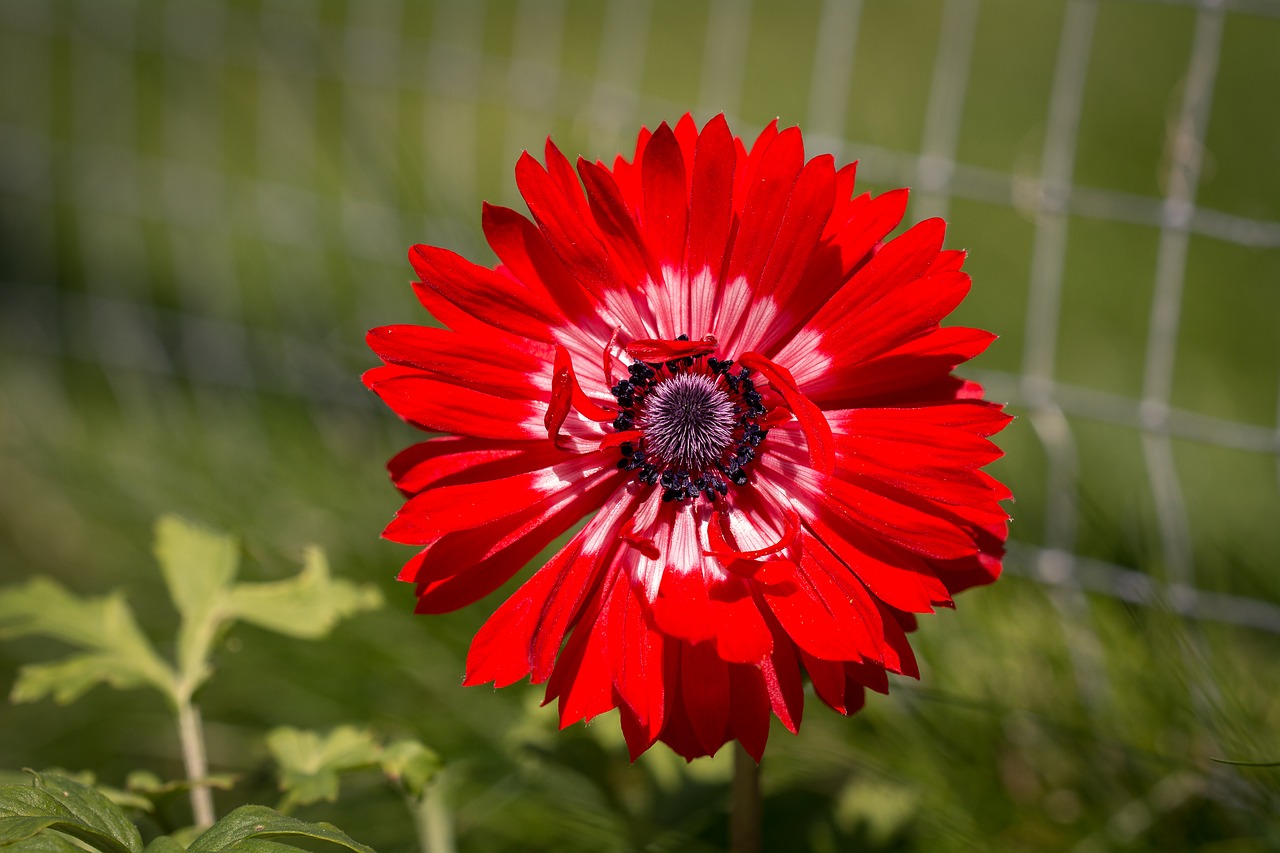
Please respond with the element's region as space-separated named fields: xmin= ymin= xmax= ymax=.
xmin=640 ymin=373 xmax=736 ymax=471
xmin=608 ymin=336 xmax=770 ymax=504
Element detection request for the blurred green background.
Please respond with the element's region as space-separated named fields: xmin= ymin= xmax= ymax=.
xmin=2 ymin=0 xmax=1279 ymax=849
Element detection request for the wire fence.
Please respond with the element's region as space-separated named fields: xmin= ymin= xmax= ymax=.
xmin=2 ymin=0 xmax=1279 ymax=648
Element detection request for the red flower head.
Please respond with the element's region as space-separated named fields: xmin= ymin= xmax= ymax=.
xmin=365 ymin=114 xmax=1011 ymax=762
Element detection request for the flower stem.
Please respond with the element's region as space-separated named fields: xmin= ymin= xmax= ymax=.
xmin=411 ymin=773 xmax=456 ymax=853
xmin=730 ymin=742 xmax=761 ymax=853
xmin=176 ymin=697 xmax=215 ymax=828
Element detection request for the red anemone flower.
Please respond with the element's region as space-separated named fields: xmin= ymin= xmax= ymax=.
xmin=365 ymin=114 xmax=1010 ymax=761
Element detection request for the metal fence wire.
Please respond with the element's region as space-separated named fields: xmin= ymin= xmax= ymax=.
xmin=2 ymin=0 xmax=1279 ymax=650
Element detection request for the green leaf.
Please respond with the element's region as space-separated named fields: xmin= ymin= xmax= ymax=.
xmin=10 ymin=654 xmax=161 ymax=706
xmin=0 ymin=579 xmax=173 ymax=705
xmin=154 ymin=516 xmax=240 ymax=627
xmin=267 ymin=727 xmax=381 ymax=810
xmin=225 ymin=549 xmax=381 ymax=639
xmin=185 ymin=806 xmax=375 ymax=853
xmin=0 ymin=827 xmax=86 ymax=852
xmin=125 ymin=772 xmax=236 ymax=797
xmin=152 ymin=516 xmax=241 ymax=682
xmin=215 ymin=841 xmax=301 ymax=853
xmin=142 ymin=837 xmax=187 ymax=853
xmin=380 ymin=740 xmax=441 ymax=798
xmin=0 ymin=772 xmax=143 ymax=853
xmin=1210 ymin=756 xmax=1280 ymax=767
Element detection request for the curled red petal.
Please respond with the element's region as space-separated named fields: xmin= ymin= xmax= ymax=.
xmin=554 ymin=345 xmax=615 ymax=422
xmin=619 ymin=519 xmax=661 ymax=560
xmin=602 ymin=326 xmax=622 ymax=388
xmin=703 ymin=508 xmax=800 ymax=561
xmin=598 ymin=429 xmax=642 ymax=452
xmin=624 ymin=337 xmax=717 ymax=362
xmin=738 ymin=351 xmax=835 ymax=475
xmin=544 ymin=365 xmax=572 ymax=441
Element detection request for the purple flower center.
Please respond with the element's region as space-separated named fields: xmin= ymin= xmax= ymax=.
xmin=639 ymin=372 xmax=737 ymax=471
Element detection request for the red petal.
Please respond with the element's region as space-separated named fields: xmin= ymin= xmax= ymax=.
xmin=928 ymin=248 xmax=967 ymax=275
xmin=619 ymin=519 xmax=661 ymax=560
xmin=672 ymin=112 xmax=698 ymax=172
xmin=758 ymin=621 xmax=804 ymax=733
xmin=831 ymin=188 xmax=910 ymax=274
xmin=873 ymin=596 xmax=920 ymax=678
xmin=364 ymin=365 xmax=542 ymax=440
xmin=737 ymin=351 xmax=835 ymax=475
xmin=385 ymin=462 xmax=586 ymax=544
xmin=640 ymin=122 xmax=689 ymax=272
xmin=828 ymin=271 xmax=972 ymax=368
xmin=578 ymin=158 xmax=660 ymax=289
xmin=409 ymin=244 xmax=562 ymax=342
xmin=704 ymin=508 xmax=800 ymax=561
xmin=724 ymin=127 xmax=805 ymax=296
xmin=803 ymin=652 xmax=854 ymax=713
xmin=814 ymin=326 xmax=997 ymax=407
xmin=785 ymin=217 xmax=945 ymax=358
xmin=543 ymin=365 xmax=573 ymax=441
xmin=367 ymin=325 xmax=549 ymax=398
xmin=464 ymin=534 xmax=594 ymax=687
xmin=653 ymin=569 xmax=717 ymax=645
xmin=544 ymin=138 xmax=593 ymax=223
xmin=388 ymin=436 xmax=565 ymax=496
xmin=624 ymin=337 xmax=717 ymax=362
xmin=546 ymin=580 xmax=617 ymax=726
xmin=598 ymin=429 xmax=642 ymax=452
xmin=407 ymin=471 xmax=622 ymax=613
xmin=823 ymin=475 xmax=979 ymax=561
xmin=515 ymin=152 xmax=622 ymax=303
xmin=727 ymin=664 xmax=770 ymax=762
xmin=611 ymin=575 xmax=667 ymax=742
xmin=481 ymin=203 xmax=607 ymax=328
xmin=681 ymin=640 xmax=730 ymax=756
xmin=685 ymin=114 xmax=736 ymax=332
xmin=808 ymin=514 xmax=952 ymax=613
xmin=710 ymin=581 xmax=773 ymax=663
xmin=757 ymin=558 xmax=869 ymax=662
xmin=655 ymin=646 xmax=708 ymax=761
xmin=619 ymin=701 xmax=658 ymax=761
xmin=736 ymin=120 xmax=781 ymax=211
xmin=757 ymin=153 xmax=836 ymax=306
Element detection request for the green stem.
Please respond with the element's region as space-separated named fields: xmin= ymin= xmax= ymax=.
xmin=730 ymin=743 xmax=761 ymax=853
xmin=176 ymin=696 xmax=215 ymax=828
xmin=411 ymin=773 xmax=456 ymax=853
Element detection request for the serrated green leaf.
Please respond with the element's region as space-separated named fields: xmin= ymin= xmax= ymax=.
xmin=142 ymin=837 xmax=187 ymax=853
xmin=267 ymin=727 xmax=381 ymax=810
xmin=153 ymin=516 xmax=240 ymax=620
xmin=185 ymin=806 xmax=375 ymax=853
xmin=123 ymin=772 xmax=165 ymax=796
xmin=11 ymin=654 xmax=160 ymax=705
xmin=225 ymin=549 xmax=381 ymax=640
xmin=124 ymin=772 xmax=236 ymax=797
xmin=0 ymin=773 xmax=141 ymax=853
xmin=167 ymin=826 xmax=204 ymax=848
xmin=380 ymin=740 xmax=441 ymax=798
xmin=152 ymin=516 xmax=241 ymax=683
xmin=94 ymin=788 xmax=152 ymax=815
xmin=0 ymin=579 xmax=173 ymax=705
